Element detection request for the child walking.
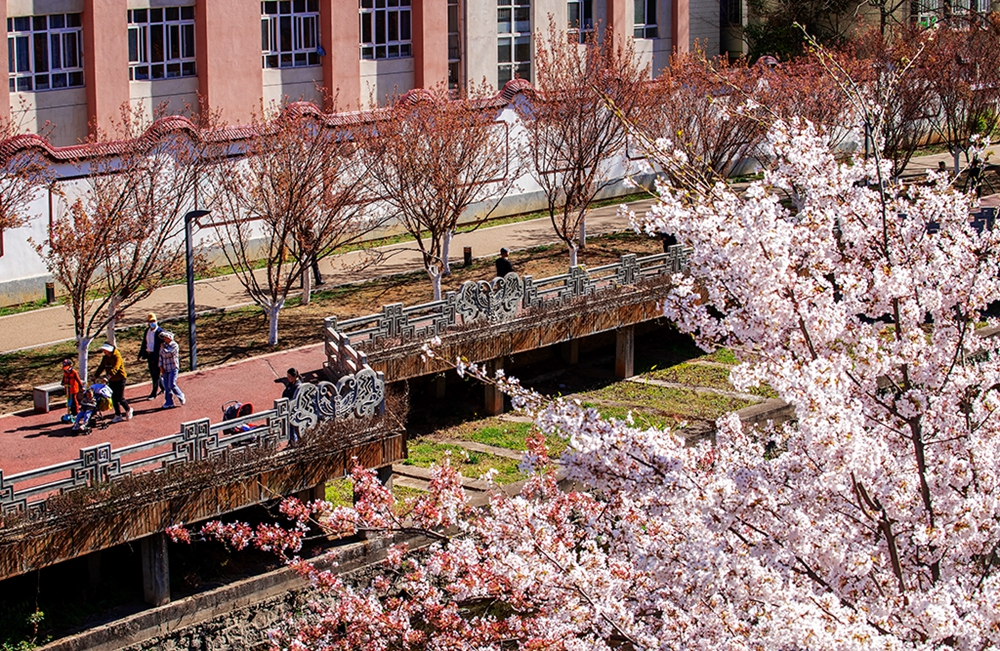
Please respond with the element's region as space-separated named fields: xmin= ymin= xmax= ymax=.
xmin=60 ymin=358 xmax=82 ymax=424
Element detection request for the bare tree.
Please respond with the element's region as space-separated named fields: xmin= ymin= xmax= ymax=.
xmin=32 ymin=105 xmax=201 ymax=382
xmin=521 ymin=20 xmax=647 ymax=267
xmin=634 ymin=50 xmax=772 ymax=190
xmin=836 ymin=27 xmax=936 ymax=177
xmin=0 ymin=109 xmax=54 ymax=232
xmin=921 ymin=18 xmax=1000 ymax=173
xmin=360 ymin=85 xmax=517 ymax=300
xmin=207 ymin=104 xmax=377 ymax=346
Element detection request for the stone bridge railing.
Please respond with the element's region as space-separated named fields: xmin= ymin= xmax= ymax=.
xmin=324 ymin=247 xmax=687 ymax=356
xmin=0 ymin=368 xmax=387 ymax=516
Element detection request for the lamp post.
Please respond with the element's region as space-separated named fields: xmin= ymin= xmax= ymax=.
xmin=184 ymin=210 xmax=211 ymax=371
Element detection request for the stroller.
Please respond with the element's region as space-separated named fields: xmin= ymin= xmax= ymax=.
xmin=72 ymin=383 xmax=113 ymax=434
xmin=221 ymin=401 xmax=257 ymax=436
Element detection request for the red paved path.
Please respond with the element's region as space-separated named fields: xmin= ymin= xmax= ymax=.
xmin=0 ymin=343 xmax=325 ymax=477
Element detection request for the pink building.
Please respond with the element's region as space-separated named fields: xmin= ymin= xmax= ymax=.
xmin=2 ymin=0 xmax=719 ymax=147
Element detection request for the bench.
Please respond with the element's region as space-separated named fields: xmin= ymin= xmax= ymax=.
xmin=33 ymin=382 xmax=65 ymax=414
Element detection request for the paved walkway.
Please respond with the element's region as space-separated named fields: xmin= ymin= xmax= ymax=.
xmin=0 ymin=201 xmax=654 ymax=352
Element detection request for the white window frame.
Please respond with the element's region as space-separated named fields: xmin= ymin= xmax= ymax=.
xmin=634 ymin=0 xmax=658 ymax=39
xmin=498 ymin=0 xmax=531 ymax=86
xmin=360 ymin=0 xmax=412 ymax=61
xmin=568 ymin=0 xmax=594 ymax=42
xmin=128 ymin=7 xmax=196 ymax=81
xmin=7 ymin=13 xmax=84 ymax=93
xmin=262 ymin=0 xmax=321 ymax=69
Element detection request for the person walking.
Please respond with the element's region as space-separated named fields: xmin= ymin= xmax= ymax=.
xmin=158 ymin=330 xmax=186 ymax=409
xmin=95 ymin=343 xmax=134 ymax=422
xmin=495 ymin=247 xmax=513 ymax=278
xmin=278 ymin=367 xmax=302 ymax=443
xmin=138 ymin=312 xmax=164 ymax=399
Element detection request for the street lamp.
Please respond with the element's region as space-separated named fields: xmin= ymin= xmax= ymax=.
xmin=184 ymin=210 xmax=211 ymax=371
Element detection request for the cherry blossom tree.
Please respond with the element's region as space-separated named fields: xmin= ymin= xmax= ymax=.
xmin=358 ymin=85 xmax=516 ymax=301
xmin=170 ymin=112 xmax=1000 ymax=650
xmin=33 ymin=106 xmax=201 ymax=382
xmin=521 ymin=20 xmax=647 ymax=267
xmin=206 ymin=104 xmax=378 ymax=345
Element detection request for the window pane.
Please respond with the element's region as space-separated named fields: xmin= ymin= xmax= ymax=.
xmin=375 ymin=10 xmax=386 ymax=42
xmin=166 ymin=7 xmax=179 ymax=21
xmin=280 ymin=16 xmax=292 ymax=51
xmin=65 ymin=32 xmax=79 ymax=68
xmin=401 ymin=12 xmax=410 ymax=40
xmin=34 ymin=34 xmax=49 ymax=73
xmin=361 ymin=14 xmax=372 ymax=43
xmin=129 ymin=27 xmax=140 ymax=62
xmin=51 ymin=14 xmax=65 ymax=29
xmin=15 ymin=36 xmax=30 ymax=73
xmin=182 ymin=7 xmax=195 ymax=20
xmin=150 ymin=24 xmax=164 ymax=62
xmin=498 ymin=39 xmax=511 ymax=63
xmin=498 ymin=8 xmax=511 ymax=32
xmin=67 ymin=14 xmax=82 ymax=27
xmin=388 ymin=11 xmax=398 ymax=41
xmin=151 ymin=8 xmax=163 ymax=22
xmin=34 ymin=16 xmax=47 ymax=30
xmin=182 ymin=24 xmax=195 ymax=58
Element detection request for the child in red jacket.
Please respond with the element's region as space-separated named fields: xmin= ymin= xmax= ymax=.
xmin=60 ymin=358 xmax=82 ymax=423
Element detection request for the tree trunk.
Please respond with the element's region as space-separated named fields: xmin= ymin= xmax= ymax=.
xmin=105 ymin=295 xmax=120 ymax=347
xmin=578 ymin=217 xmax=586 ymax=251
xmin=569 ymin=244 xmax=579 ymax=268
xmin=953 ymin=148 xmax=961 ymax=175
xmin=77 ymin=336 xmax=92 ymax=385
xmin=429 ymin=265 xmax=442 ymax=302
xmin=267 ymin=302 xmax=282 ymax=346
xmin=441 ymin=230 xmax=453 ymax=277
xmin=301 ymin=265 xmax=312 ymax=307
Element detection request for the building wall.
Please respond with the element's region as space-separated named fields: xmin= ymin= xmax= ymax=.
xmin=688 ymin=0 xmax=720 ymax=52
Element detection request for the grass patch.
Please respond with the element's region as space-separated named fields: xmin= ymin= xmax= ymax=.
xmin=583 ymin=381 xmax=755 ymax=421
xmin=432 ymin=418 xmax=570 ymax=457
xmin=324 ymin=478 xmax=354 ymax=508
xmin=705 ymin=348 xmax=738 ymax=365
xmin=585 ymin=404 xmax=674 ymax=430
xmin=403 ymin=440 xmax=525 ymax=485
xmin=649 ymin=362 xmax=777 ymax=399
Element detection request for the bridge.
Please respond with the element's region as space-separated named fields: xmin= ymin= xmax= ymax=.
xmin=0 ymin=246 xmax=683 ymax=606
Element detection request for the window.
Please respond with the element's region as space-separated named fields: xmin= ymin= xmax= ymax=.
xmin=568 ymin=0 xmax=593 ymax=42
xmin=262 ymin=0 xmax=320 ymax=69
xmin=128 ymin=7 xmax=196 ymax=81
xmin=360 ymin=0 xmax=412 ymax=60
xmin=498 ymin=0 xmax=530 ymax=86
xmin=7 ymin=13 xmax=84 ymax=92
xmin=634 ymin=0 xmax=658 ymax=39
xmin=448 ymin=0 xmax=461 ymax=90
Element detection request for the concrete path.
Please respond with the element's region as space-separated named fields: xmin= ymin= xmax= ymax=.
xmin=0 ymin=200 xmax=655 ymax=353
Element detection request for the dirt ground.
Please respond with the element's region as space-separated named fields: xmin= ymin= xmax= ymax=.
xmin=0 ymin=233 xmax=662 ymax=414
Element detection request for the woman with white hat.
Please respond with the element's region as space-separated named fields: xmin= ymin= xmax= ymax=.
xmin=94 ymin=342 xmax=134 ymax=422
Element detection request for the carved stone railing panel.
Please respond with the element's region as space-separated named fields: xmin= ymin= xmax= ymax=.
xmin=456 ymin=273 xmax=524 ymax=324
